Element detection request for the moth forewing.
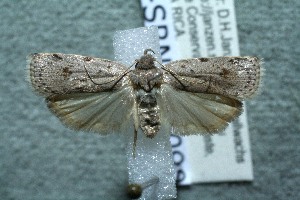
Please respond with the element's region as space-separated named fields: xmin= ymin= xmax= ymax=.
xmin=28 ymin=53 xmax=128 ymax=96
xmin=163 ymin=56 xmax=261 ymax=100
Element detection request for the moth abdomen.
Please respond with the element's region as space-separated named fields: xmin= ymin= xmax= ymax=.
xmin=136 ymin=90 xmax=160 ymax=138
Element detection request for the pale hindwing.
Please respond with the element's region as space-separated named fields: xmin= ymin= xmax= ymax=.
xmin=27 ymin=53 xmax=128 ymax=96
xmin=158 ymin=85 xmax=243 ymax=135
xmin=164 ymin=57 xmax=261 ymax=100
xmin=47 ymin=86 xmax=134 ymax=135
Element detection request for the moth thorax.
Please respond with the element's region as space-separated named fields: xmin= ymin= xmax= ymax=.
xmin=135 ymin=54 xmax=156 ymax=70
xmin=136 ymin=90 xmax=160 ymax=138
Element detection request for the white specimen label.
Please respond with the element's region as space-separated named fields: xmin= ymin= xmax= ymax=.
xmin=141 ymin=0 xmax=254 ymax=185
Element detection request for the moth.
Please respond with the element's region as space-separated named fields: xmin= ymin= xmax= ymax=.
xmin=28 ymin=49 xmax=261 ymax=146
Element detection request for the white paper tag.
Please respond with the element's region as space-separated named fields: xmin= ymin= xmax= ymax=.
xmin=141 ymin=0 xmax=253 ymax=185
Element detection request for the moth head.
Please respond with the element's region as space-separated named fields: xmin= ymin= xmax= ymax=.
xmin=135 ymin=49 xmax=156 ymax=70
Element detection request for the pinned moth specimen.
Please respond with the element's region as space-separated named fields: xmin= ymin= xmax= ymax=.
xmin=28 ymin=49 xmax=261 ymax=148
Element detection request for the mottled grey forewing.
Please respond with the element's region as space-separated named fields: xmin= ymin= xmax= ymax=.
xmin=163 ymin=57 xmax=261 ymax=100
xmin=28 ymin=53 xmax=128 ymax=96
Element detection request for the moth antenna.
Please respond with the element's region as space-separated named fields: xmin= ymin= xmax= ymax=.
xmin=155 ymin=60 xmax=187 ymax=89
xmin=83 ymin=65 xmax=100 ymax=85
xmin=83 ymin=61 xmax=137 ymax=89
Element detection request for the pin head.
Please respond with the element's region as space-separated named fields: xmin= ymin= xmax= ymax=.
xmin=127 ymin=183 xmax=142 ymax=199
